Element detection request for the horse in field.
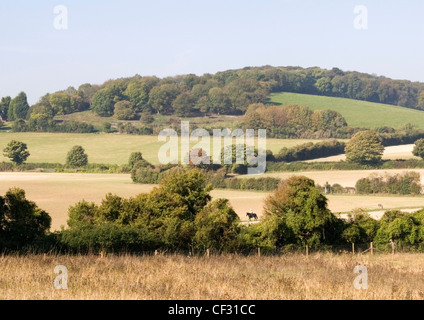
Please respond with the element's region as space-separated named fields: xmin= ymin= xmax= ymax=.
xmin=246 ymin=212 xmax=258 ymax=220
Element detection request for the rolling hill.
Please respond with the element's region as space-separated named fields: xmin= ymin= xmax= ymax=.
xmin=269 ymin=92 xmax=424 ymax=130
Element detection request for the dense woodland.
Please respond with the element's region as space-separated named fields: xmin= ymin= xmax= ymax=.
xmin=1 ymin=66 xmax=424 ymax=136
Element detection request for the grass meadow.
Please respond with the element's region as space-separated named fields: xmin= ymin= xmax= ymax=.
xmin=1 ymin=253 xmax=424 ymax=300
xmin=0 ymin=132 xmax=337 ymax=165
xmin=269 ymin=92 xmax=424 ymax=129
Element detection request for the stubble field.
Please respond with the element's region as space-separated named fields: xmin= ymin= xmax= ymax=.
xmin=1 ymin=172 xmax=424 ymax=230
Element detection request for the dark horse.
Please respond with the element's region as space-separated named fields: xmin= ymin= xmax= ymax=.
xmin=246 ymin=212 xmax=258 ymax=220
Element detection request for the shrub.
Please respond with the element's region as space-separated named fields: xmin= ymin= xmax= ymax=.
xmin=0 ymin=188 xmax=52 ymax=250
xmin=345 ymin=131 xmax=384 ymax=165
xmin=413 ymin=139 xmax=424 ymax=160
xmin=194 ymin=199 xmax=241 ymax=252
xmin=66 ymin=145 xmax=88 ymax=168
xmin=60 ymin=223 xmax=158 ymax=253
xmin=374 ymin=210 xmax=420 ymax=247
xmin=263 ymin=176 xmax=338 ymax=248
xmin=114 ymin=101 xmax=137 ymax=120
xmin=276 ymin=140 xmax=345 ymax=162
xmin=103 ymin=122 xmax=112 ymax=133
xmin=356 ymin=172 xmax=422 ymax=195
xmin=129 ymin=152 xmax=143 ymax=168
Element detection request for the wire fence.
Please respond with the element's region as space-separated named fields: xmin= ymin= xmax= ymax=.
xmin=16 ymin=241 xmax=424 ymax=258
xmin=152 ymin=242 xmax=424 ymax=258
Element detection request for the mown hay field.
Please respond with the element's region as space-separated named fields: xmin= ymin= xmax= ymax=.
xmin=1 ymin=253 xmax=424 ymax=300
xmin=306 ymin=144 xmax=419 ymax=163
xmin=261 ymin=168 xmax=424 ymax=188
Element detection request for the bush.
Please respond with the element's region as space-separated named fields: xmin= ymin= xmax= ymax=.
xmin=60 ymin=223 xmax=158 ymax=253
xmin=194 ymin=199 xmax=241 ymax=252
xmin=131 ymin=166 xmax=163 ymax=184
xmin=117 ymin=122 xmax=153 ymax=135
xmin=356 ymin=172 xmax=422 ymax=195
xmin=66 ymin=145 xmax=88 ymax=168
xmin=374 ymin=210 xmax=421 ymax=247
xmin=345 ymin=131 xmax=384 ymax=165
xmin=114 ymin=101 xmax=137 ymax=120
xmin=103 ymin=122 xmax=112 ymax=133
xmin=413 ymin=139 xmax=424 ymax=160
xmin=58 ymin=121 xmax=95 ymax=133
xmin=342 ymin=209 xmax=380 ymax=244
xmin=0 ymin=188 xmax=52 ymax=251
xmin=276 ymin=140 xmax=345 ymax=162
xmin=11 ymin=119 xmax=28 ymax=132
xmin=263 ymin=176 xmax=339 ymax=248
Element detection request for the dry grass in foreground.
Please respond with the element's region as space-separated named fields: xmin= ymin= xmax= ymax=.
xmin=1 ymin=253 xmax=424 ymax=300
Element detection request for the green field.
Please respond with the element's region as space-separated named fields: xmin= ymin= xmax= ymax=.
xmin=0 ymin=132 xmax=340 ymax=165
xmin=269 ymin=92 xmax=424 ymax=129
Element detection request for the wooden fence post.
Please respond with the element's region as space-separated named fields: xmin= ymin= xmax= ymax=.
xmin=258 ymin=247 xmax=261 ymax=257
xmin=206 ymin=249 xmax=210 ymax=258
xmin=391 ymin=240 xmax=395 ymax=255
xmin=352 ymin=243 xmax=355 ymax=254
xmin=306 ymin=245 xmax=309 ymax=257
xmin=370 ymin=242 xmax=373 ymax=255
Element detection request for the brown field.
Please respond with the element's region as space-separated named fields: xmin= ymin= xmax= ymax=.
xmin=262 ymin=168 xmax=424 ymax=188
xmin=307 ymin=144 xmax=419 ymax=162
xmin=1 ymin=172 xmax=424 ymax=231
xmin=0 ymin=172 xmax=268 ymax=230
xmin=1 ymin=253 xmax=424 ymax=300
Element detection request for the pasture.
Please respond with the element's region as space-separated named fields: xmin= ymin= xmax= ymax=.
xmin=1 ymin=253 xmax=424 ymax=299
xmin=1 ymin=172 xmax=424 ymax=231
xmin=269 ymin=92 xmax=424 ymax=129
xmin=0 ymin=132 xmax=339 ymax=165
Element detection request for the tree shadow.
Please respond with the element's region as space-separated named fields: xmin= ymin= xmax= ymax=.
xmin=265 ymin=97 xmax=282 ymax=106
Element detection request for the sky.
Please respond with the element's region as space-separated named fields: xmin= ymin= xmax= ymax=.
xmin=1 ymin=0 xmax=424 ymax=105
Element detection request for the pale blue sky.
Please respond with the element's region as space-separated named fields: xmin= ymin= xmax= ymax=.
xmin=1 ymin=0 xmax=423 ymax=104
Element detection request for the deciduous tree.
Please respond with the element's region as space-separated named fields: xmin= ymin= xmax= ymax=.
xmin=264 ymin=175 xmax=338 ymax=247
xmin=8 ymin=92 xmax=30 ymax=120
xmin=413 ymin=138 xmax=424 ymax=160
xmin=3 ymin=140 xmax=30 ymax=165
xmin=66 ymin=145 xmax=88 ymax=168
xmin=345 ymin=130 xmax=384 ymax=164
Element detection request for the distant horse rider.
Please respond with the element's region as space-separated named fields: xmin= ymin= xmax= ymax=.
xmin=246 ymin=209 xmax=258 ymax=220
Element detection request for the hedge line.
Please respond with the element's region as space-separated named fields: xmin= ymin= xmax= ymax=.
xmin=275 ymin=140 xmax=345 ymax=162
